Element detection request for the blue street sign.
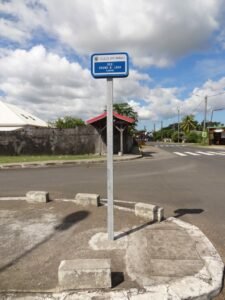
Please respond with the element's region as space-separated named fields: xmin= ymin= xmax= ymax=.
xmin=91 ymin=52 xmax=129 ymax=78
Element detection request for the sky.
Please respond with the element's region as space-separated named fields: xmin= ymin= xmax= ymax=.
xmin=0 ymin=0 xmax=225 ymax=131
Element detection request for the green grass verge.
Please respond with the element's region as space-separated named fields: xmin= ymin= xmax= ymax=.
xmin=0 ymin=154 xmax=102 ymax=164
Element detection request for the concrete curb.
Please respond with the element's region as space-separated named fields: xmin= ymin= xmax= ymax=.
xmin=0 ymin=197 xmax=223 ymax=299
xmin=0 ymin=155 xmax=142 ymax=170
xmin=165 ymin=217 xmax=224 ymax=300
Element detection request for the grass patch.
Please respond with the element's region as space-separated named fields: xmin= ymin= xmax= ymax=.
xmin=0 ymin=154 xmax=102 ymax=164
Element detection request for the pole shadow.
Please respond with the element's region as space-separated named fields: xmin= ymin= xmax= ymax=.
xmin=0 ymin=210 xmax=89 ymax=272
xmin=114 ymin=221 xmax=154 ymax=240
xmin=54 ymin=210 xmax=89 ymax=231
xmin=174 ymin=208 xmax=204 ymax=218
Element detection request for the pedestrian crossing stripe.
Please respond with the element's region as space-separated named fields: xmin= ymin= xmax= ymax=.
xmin=184 ymin=152 xmax=200 ymax=156
xmin=207 ymin=152 xmax=225 ymax=155
xmin=196 ymin=151 xmax=214 ymax=156
xmin=173 ymin=151 xmax=225 ymax=157
xmin=157 ymin=144 xmax=185 ymax=147
xmin=173 ymin=152 xmax=187 ymax=156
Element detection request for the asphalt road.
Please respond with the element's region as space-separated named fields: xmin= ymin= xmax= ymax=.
xmin=0 ymin=143 xmax=225 ymax=298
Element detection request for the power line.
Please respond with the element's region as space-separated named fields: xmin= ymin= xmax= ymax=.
xmin=190 ymin=90 xmax=225 ymax=116
xmin=207 ymin=91 xmax=225 ymax=98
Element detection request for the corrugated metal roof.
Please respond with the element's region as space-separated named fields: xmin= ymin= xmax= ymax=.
xmin=87 ymin=112 xmax=135 ymax=124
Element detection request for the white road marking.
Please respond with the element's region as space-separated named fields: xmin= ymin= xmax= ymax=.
xmin=207 ymin=152 xmax=225 ymax=156
xmin=184 ymin=152 xmax=200 ymax=156
xmin=173 ymin=152 xmax=187 ymax=156
xmin=196 ymin=151 xmax=214 ymax=156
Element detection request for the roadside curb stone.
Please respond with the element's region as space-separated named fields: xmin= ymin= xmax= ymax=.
xmin=26 ymin=191 xmax=49 ymax=203
xmin=58 ymin=259 xmax=111 ymax=289
xmin=75 ymin=193 xmax=100 ymax=206
xmin=0 ymin=154 xmax=142 ymax=170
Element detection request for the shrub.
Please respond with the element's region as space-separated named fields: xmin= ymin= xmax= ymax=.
xmin=186 ymin=131 xmax=202 ymax=143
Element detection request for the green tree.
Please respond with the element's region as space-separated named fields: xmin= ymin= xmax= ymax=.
xmin=180 ymin=115 xmax=196 ymax=134
xmin=172 ymin=131 xmax=183 ymax=143
xmin=113 ymin=102 xmax=138 ymax=132
xmin=113 ymin=103 xmax=138 ymax=123
xmin=54 ymin=116 xmax=85 ymax=129
xmin=186 ymin=131 xmax=202 ymax=143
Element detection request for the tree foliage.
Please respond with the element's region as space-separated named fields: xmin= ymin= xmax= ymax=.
xmin=113 ymin=102 xmax=138 ymax=132
xmin=186 ymin=131 xmax=202 ymax=143
xmin=113 ymin=103 xmax=138 ymax=124
xmin=180 ymin=115 xmax=196 ymax=134
xmin=54 ymin=116 xmax=85 ymax=129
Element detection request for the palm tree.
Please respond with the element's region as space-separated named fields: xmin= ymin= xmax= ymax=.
xmin=180 ymin=115 xmax=196 ymax=134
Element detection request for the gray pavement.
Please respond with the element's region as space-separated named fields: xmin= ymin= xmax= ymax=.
xmin=0 ymin=198 xmax=223 ymax=299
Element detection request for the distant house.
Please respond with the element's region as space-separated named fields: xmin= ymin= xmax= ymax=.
xmin=208 ymin=127 xmax=225 ymax=145
xmin=0 ymin=100 xmax=48 ymax=131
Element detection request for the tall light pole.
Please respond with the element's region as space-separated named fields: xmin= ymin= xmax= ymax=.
xmin=211 ymin=108 xmax=225 ymax=122
xmin=203 ymin=95 xmax=208 ymax=132
xmin=177 ymin=107 xmax=180 ymax=143
xmin=161 ymin=120 xmax=163 ymax=141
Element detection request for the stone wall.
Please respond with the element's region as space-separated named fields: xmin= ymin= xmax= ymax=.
xmin=0 ymin=126 xmax=134 ymax=155
xmin=0 ymin=126 xmax=99 ymax=155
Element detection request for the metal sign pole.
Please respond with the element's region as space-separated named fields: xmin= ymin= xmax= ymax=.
xmin=91 ymin=52 xmax=129 ymax=242
xmin=107 ymin=77 xmax=114 ymax=241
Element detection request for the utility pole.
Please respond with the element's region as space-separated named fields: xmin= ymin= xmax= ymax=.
xmin=177 ymin=107 xmax=180 ymax=143
xmin=203 ymin=95 xmax=208 ymax=132
xmin=161 ymin=120 xmax=163 ymax=141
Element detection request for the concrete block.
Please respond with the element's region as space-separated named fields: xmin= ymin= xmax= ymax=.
xmin=157 ymin=207 xmax=164 ymax=222
xmin=58 ymin=259 xmax=111 ymax=289
xmin=75 ymin=193 xmax=100 ymax=206
xmin=26 ymin=191 xmax=49 ymax=203
xmin=135 ymin=203 xmax=157 ymax=221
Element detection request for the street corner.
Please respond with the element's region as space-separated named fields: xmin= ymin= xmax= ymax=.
xmin=0 ymin=197 xmax=224 ymax=300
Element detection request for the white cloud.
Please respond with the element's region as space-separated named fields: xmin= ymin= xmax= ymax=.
xmin=0 ymin=18 xmax=27 ymax=42
xmin=0 ymin=45 xmax=152 ymax=121
xmin=0 ymin=45 xmax=105 ymax=120
xmin=0 ymin=0 xmax=225 ymax=125
xmin=41 ymin=0 xmax=223 ymax=67
xmin=176 ymin=78 xmax=225 ymax=121
xmin=0 ymin=0 xmax=223 ymax=67
xmin=128 ymin=87 xmax=182 ymax=121
xmin=0 ymin=0 xmax=47 ymax=43
xmin=1 ymin=45 xmax=224 ymax=124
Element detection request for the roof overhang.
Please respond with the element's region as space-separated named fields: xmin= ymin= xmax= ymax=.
xmin=0 ymin=127 xmax=23 ymax=131
xmin=87 ymin=112 xmax=135 ymax=125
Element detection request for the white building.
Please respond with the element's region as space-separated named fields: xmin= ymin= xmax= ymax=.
xmin=0 ymin=100 xmax=48 ymax=131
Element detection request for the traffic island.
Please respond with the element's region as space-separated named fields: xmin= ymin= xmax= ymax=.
xmin=0 ymin=196 xmax=223 ymax=299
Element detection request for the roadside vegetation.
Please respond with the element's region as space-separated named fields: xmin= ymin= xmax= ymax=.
xmin=49 ymin=116 xmax=85 ymax=128
xmin=0 ymin=103 xmax=139 ymax=164
xmin=152 ymin=115 xmax=224 ymax=144
xmin=0 ymin=154 xmax=102 ymax=164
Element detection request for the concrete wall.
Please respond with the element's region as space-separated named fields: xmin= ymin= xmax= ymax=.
xmin=0 ymin=126 xmax=99 ymax=155
xmin=0 ymin=126 xmax=134 ymax=155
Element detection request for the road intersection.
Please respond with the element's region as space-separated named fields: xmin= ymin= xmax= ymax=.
xmin=0 ymin=143 xmax=224 ymax=298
